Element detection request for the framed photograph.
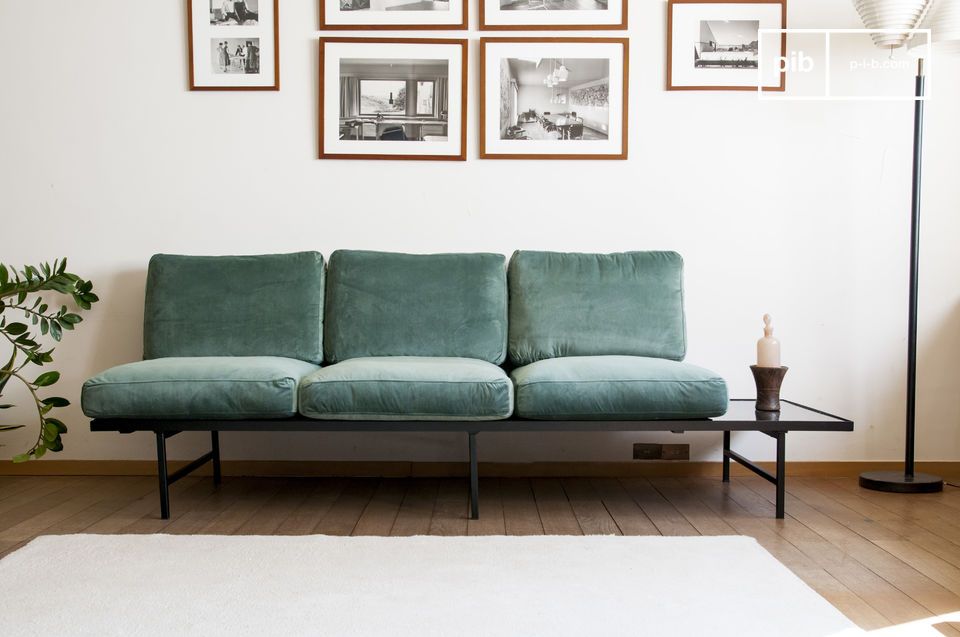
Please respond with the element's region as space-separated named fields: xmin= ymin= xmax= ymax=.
xmin=479 ymin=0 xmax=626 ymax=31
xmin=188 ymin=0 xmax=279 ymax=90
xmin=667 ymin=0 xmax=786 ymax=91
xmin=320 ymin=0 xmax=468 ymax=30
xmin=479 ymin=37 xmax=628 ymax=160
xmin=319 ymin=38 xmax=467 ymax=161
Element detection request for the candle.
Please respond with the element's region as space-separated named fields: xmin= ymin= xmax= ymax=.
xmin=757 ymin=314 xmax=781 ymax=368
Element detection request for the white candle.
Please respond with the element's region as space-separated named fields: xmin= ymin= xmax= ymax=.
xmin=757 ymin=314 xmax=781 ymax=368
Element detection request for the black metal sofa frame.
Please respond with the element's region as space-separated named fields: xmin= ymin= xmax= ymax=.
xmin=91 ymin=399 xmax=853 ymax=521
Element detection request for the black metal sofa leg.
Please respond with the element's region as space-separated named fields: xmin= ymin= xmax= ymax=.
xmin=212 ymin=431 xmax=222 ymax=486
xmin=469 ymin=432 xmax=479 ymax=520
xmin=775 ymin=431 xmax=786 ymax=519
xmin=155 ymin=431 xmax=170 ymax=520
xmin=154 ymin=430 xmax=222 ymax=520
xmin=722 ymin=430 xmax=731 ymax=482
xmin=722 ymin=430 xmax=788 ymax=519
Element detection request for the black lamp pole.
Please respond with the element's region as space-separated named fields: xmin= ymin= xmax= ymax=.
xmin=860 ymin=59 xmax=944 ymax=494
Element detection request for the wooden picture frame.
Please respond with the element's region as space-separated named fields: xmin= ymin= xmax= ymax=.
xmin=478 ymin=0 xmax=627 ymax=31
xmin=188 ymin=0 xmax=280 ymax=91
xmin=319 ymin=38 xmax=468 ymax=161
xmin=479 ymin=37 xmax=629 ymax=160
xmin=320 ymin=0 xmax=469 ymax=30
xmin=666 ymin=0 xmax=787 ymax=91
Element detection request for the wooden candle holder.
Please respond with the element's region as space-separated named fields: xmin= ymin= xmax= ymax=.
xmin=750 ymin=365 xmax=788 ymax=412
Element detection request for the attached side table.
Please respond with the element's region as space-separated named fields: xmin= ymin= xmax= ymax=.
xmin=717 ymin=400 xmax=854 ymax=518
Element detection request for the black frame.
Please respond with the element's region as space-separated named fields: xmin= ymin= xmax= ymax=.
xmin=91 ymin=399 xmax=852 ymax=521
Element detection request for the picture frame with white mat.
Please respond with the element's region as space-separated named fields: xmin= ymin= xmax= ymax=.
xmin=666 ymin=0 xmax=787 ymax=91
xmin=320 ymin=0 xmax=469 ymax=30
xmin=479 ymin=37 xmax=629 ymax=159
xmin=319 ymin=38 xmax=468 ymax=161
xmin=188 ymin=0 xmax=279 ymax=90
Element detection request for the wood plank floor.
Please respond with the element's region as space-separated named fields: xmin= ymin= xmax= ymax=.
xmin=2 ymin=475 xmax=960 ymax=634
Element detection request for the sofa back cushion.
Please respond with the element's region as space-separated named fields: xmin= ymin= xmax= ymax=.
xmin=144 ymin=252 xmax=325 ymax=364
xmin=508 ymin=251 xmax=687 ymax=366
xmin=324 ymin=250 xmax=508 ymax=364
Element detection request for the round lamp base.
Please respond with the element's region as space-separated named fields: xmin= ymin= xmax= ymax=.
xmin=859 ymin=470 xmax=943 ymax=493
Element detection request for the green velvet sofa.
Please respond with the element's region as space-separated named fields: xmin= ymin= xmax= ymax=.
xmin=83 ymin=250 xmax=729 ymax=519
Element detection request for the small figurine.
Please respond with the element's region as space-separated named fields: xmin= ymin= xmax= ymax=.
xmin=757 ymin=314 xmax=781 ymax=367
xmin=751 ymin=314 xmax=787 ymax=412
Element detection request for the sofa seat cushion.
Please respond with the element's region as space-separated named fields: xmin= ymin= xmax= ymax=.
xmin=81 ymin=357 xmax=320 ymax=419
xmin=511 ymin=356 xmax=728 ymax=420
xmin=299 ymin=357 xmax=513 ymax=421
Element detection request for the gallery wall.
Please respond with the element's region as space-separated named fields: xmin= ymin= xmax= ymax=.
xmin=1 ymin=0 xmax=958 ymax=465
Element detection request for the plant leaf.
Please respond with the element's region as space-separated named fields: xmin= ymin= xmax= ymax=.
xmin=33 ymin=371 xmax=60 ymax=387
xmin=12 ymin=453 xmax=30 ymax=463
xmin=42 ymin=423 xmax=58 ymax=442
xmin=41 ymin=397 xmax=69 ymax=408
xmin=4 ymin=322 xmax=27 ymax=336
xmin=0 ymin=349 xmax=15 ymax=395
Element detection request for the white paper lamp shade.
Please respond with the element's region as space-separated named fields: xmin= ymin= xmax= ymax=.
xmin=853 ymin=0 xmax=934 ymax=48
xmin=910 ymin=0 xmax=960 ymax=55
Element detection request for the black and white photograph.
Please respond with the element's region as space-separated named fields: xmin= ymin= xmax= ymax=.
xmin=320 ymin=0 xmax=467 ymax=29
xmin=667 ymin=0 xmax=785 ymax=91
xmin=211 ymin=38 xmax=261 ymax=74
xmin=695 ymin=20 xmax=759 ymax=69
xmin=480 ymin=0 xmax=624 ymax=30
xmin=499 ymin=58 xmax=609 ymax=141
xmin=189 ymin=0 xmax=278 ymax=90
xmin=210 ymin=0 xmax=260 ymax=25
xmin=500 ymin=0 xmax=607 ymax=10
xmin=480 ymin=38 xmax=628 ymax=159
xmin=337 ymin=58 xmax=450 ymax=141
xmin=339 ymin=0 xmax=450 ymax=11
xmin=320 ymin=38 xmax=467 ymax=160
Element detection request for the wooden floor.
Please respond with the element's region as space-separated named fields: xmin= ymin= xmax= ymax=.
xmin=2 ymin=474 xmax=960 ymax=634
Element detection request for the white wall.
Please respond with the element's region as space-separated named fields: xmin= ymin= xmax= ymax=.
xmin=1 ymin=0 xmax=958 ymax=465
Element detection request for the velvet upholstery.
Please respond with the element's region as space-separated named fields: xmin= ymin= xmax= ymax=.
xmin=511 ymin=356 xmax=728 ymax=420
xmin=299 ymin=357 xmax=513 ymax=421
xmin=144 ymin=252 xmax=325 ymax=364
xmin=508 ymin=251 xmax=687 ymax=366
xmin=81 ymin=357 xmax=319 ymax=419
xmin=324 ymin=251 xmax=508 ymax=364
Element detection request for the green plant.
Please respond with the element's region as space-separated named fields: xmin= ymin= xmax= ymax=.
xmin=0 ymin=260 xmax=98 ymax=462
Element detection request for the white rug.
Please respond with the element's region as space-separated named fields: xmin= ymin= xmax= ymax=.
xmin=0 ymin=534 xmax=856 ymax=637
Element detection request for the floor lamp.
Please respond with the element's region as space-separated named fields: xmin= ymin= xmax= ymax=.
xmin=854 ymin=0 xmax=960 ymax=493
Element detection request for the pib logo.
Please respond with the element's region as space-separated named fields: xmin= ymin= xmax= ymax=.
xmin=779 ymin=51 xmax=815 ymax=73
